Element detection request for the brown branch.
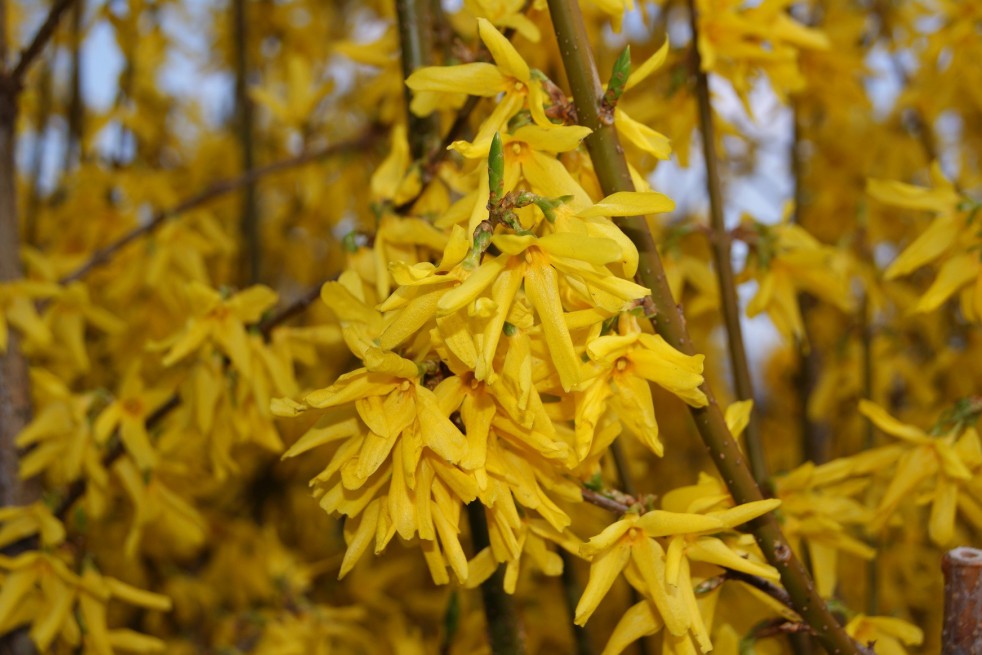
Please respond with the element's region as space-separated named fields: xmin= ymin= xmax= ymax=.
xmin=579 ymin=487 xmax=633 ymax=514
xmin=58 ymin=132 xmax=378 ymax=285
xmin=686 ymin=0 xmax=768 ymax=488
xmin=545 ymin=1 xmax=863 ymax=652
xmin=10 ymin=0 xmax=78 ymax=84
xmin=942 ymin=546 xmax=982 ymax=654
xmin=725 ymin=568 xmax=794 ymax=610
xmin=0 ymin=1 xmax=41 ymax=538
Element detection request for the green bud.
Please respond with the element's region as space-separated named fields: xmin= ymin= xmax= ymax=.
xmin=604 ymin=46 xmax=632 ymax=108
xmin=488 ymin=132 xmax=505 ymax=205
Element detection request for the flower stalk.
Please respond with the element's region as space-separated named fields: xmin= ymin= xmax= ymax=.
xmin=545 ymin=1 xmax=864 ymax=652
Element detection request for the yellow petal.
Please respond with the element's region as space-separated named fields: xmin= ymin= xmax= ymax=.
xmin=915 ymin=254 xmax=980 ymax=313
xmin=631 ymin=536 xmax=690 ymax=635
xmin=615 ymin=108 xmax=672 ymax=159
xmin=724 ymin=399 xmax=754 ymax=439
xmin=438 ymin=254 xmax=509 ymax=316
xmin=105 ymin=577 xmax=172 ymax=611
xmin=477 ymin=17 xmax=529 ymax=81
xmin=537 ymin=232 xmax=623 ymax=267
xmin=339 ymin=499 xmax=381 ymax=579
xmin=107 ymin=629 xmax=167 ymax=653
xmin=362 ymin=347 xmax=419 ymax=379
xmin=858 ymin=400 xmax=930 ymax=444
xmin=637 ymin=511 xmax=725 ymax=537
xmin=625 ymin=40 xmax=669 ymax=90
xmin=686 ymin=536 xmax=780 ymax=581
xmin=575 ymin=540 xmax=631 ymax=625
xmin=600 ymin=599 xmax=664 ymax=655
xmin=525 ymin=255 xmax=581 ymax=392
xmin=928 ymin=477 xmax=958 ymax=546
xmin=406 ymin=62 xmax=507 ymax=96
xmin=882 ymin=214 xmax=960 ymax=279
xmin=579 ymin=191 xmax=675 ymax=218
xmin=511 ymin=124 xmax=592 ymax=153
xmin=710 ymin=498 xmax=781 ymax=529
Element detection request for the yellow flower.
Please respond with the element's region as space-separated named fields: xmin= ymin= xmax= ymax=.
xmin=696 ymin=0 xmax=830 ymax=103
xmin=15 ymin=369 xmax=105 ymax=486
xmin=742 ymin=212 xmax=854 ymax=344
xmin=577 ymin=313 xmax=708 ymax=459
xmin=463 ymin=0 xmax=540 ymax=41
xmin=406 ymin=18 xmax=549 ymax=134
xmin=94 ymin=366 xmax=175 ymax=471
xmin=576 ymin=498 xmax=781 ymax=654
xmin=845 ymin=614 xmax=923 ymax=655
xmin=0 ymin=503 xmax=65 ymax=550
xmin=860 ymin=399 xmax=982 ymax=545
xmin=0 ymin=552 xmax=170 ymax=653
xmin=774 ymin=462 xmax=876 ymax=597
xmin=115 ymin=457 xmax=208 ymax=558
xmin=450 ymin=124 xmax=594 ymax=234
xmin=43 ymin=281 xmax=125 ymax=372
xmin=248 ymin=54 xmax=333 ymax=128
xmin=160 ymin=282 xmax=279 ymax=377
xmin=868 ymin=163 xmax=982 ymax=321
xmin=0 ymin=280 xmax=58 ymax=353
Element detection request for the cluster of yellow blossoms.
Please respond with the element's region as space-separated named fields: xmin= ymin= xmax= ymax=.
xmin=2 ymin=0 xmax=981 ymax=653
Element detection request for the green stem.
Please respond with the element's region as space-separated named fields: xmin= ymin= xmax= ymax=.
xmin=545 ymin=2 xmax=864 ymax=653
xmin=465 ymin=503 xmax=526 ymax=655
xmin=395 ymin=0 xmax=440 ymax=160
xmin=686 ymin=0 xmax=768 ymax=488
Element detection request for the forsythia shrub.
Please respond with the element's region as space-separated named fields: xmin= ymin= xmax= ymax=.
xmin=0 ymin=0 xmax=980 ymax=654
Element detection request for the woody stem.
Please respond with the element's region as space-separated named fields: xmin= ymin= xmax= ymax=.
xmin=545 ymin=2 xmax=865 ymax=653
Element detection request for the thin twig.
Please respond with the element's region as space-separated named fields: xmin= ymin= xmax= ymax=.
xmin=686 ymin=1 xmax=768 ymax=489
xmin=59 ymin=132 xmax=378 ymax=285
xmin=580 ymin=487 xmax=633 ymax=514
xmin=232 ymin=0 xmax=260 ymax=284
xmin=395 ymin=0 xmax=440 ymax=160
xmin=725 ymin=568 xmax=794 ymax=610
xmin=11 ymin=0 xmax=79 ymax=84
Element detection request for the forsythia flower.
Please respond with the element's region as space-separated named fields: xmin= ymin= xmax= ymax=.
xmin=406 ymin=18 xmax=550 ymax=133
xmin=868 ymin=162 xmax=982 ymax=321
xmin=576 ymin=498 xmax=781 ymax=653
xmin=740 ymin=212 xmax=854 ymax=344
xmin=0 ymin=551 xmax=171 ymax=653
xmin=845 ymin=614 xmax=924 ymax=655
xmin=696 ymin=0 xmax=830 ymax=103
xmin=859 ymin=400 xmax=982 ymax=545
xmin=578 ymin=313 xmax=708 ymax=459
